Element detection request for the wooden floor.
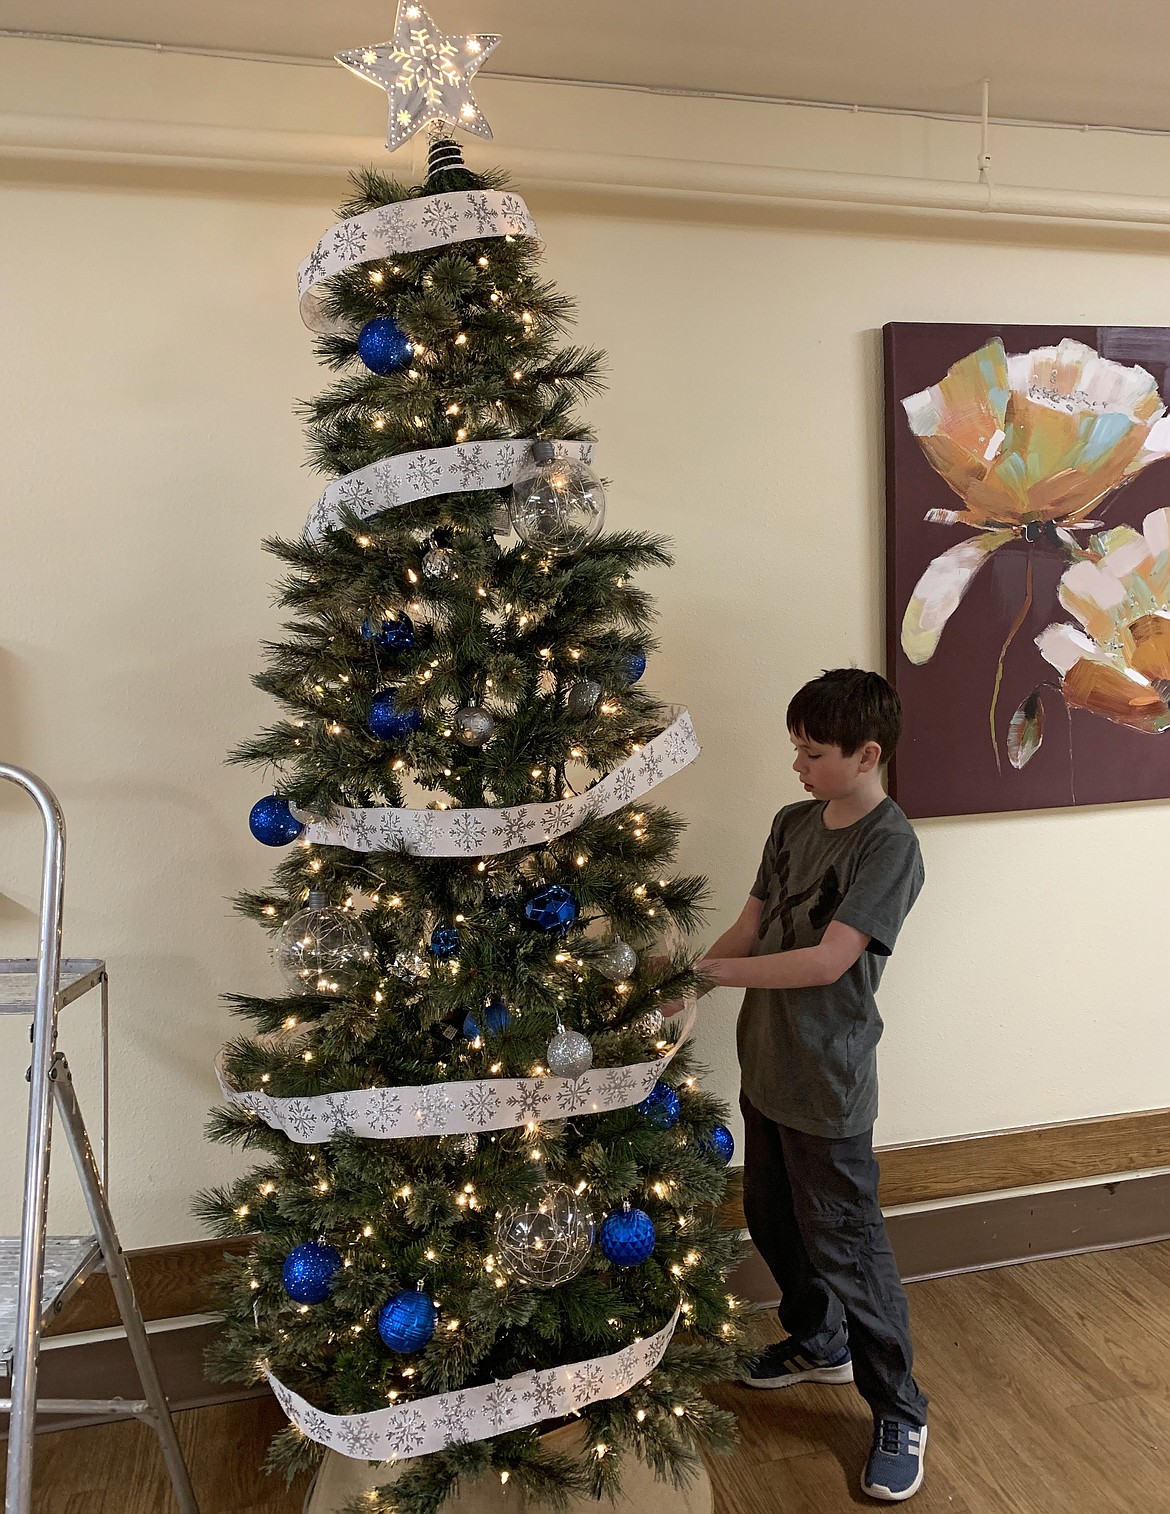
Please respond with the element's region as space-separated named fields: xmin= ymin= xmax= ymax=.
xmin=8 ymin=1241 xmax=1170 ymax=1513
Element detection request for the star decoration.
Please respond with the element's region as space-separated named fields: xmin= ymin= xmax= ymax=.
xmin=336 ymin=2 xmax=501 ymax=154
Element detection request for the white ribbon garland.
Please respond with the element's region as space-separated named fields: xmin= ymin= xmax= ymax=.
xmin=306 ymin=438 xmax=595 ymax=539
xmin=217 ymin=1004 xmax=696 ymax=1144
xmin=269 ymin=1303 xmax=680 ymax=1462
xmin=293 ymin=709 xmax=699 ymax=857
xmin=297 ymin=190 xmax=538 ymax=333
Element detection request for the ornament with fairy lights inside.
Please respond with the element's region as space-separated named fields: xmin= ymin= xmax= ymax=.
xmin=495 ymin=1180 xmax=594 ymax=1288
xmin=274 ymin=892 xmax=374 ymax=996
xmin=510 ymin=440 xmax=606 ymax=556
xmin=335 ymin=2 xmax=501 ymax=154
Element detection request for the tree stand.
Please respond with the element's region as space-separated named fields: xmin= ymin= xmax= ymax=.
xmin=304 ymin=1422 xmax=714 ymax=1514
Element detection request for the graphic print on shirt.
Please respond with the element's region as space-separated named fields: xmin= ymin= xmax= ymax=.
xmin=758 ymin=851 xmax=844 ymax=950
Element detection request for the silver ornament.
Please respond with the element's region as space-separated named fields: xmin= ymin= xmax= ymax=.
xmin=546 ymin=1027 xmax=593 ymax=1079
xmin=595 ymin=938 xmax=637 ymax=982
xmin=454 ymin=706 xmax=495 ymax=747
xmin=274 ymin=892 xmax=374 ymax=996
xmin=494 ymin=1181 xmax=595 ymax=1289
xmin=509 ymin=442 xmax=607 ymax=556
xmin=390 ymin=950 xmax=431 ymax=984
xmin=566 ymin=679 xmax=602 ymax=718
xmin=440 ymin=1131 xmax=478 ymax=1160
xmin=422 ymin=546 xmax=456 ymax=580
xmin=634 ymin=1007 xmax=664 ymax=1039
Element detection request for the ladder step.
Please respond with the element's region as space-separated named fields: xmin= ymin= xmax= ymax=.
xmin=0 ymin=959 xmax=105 ymax=1016
xmin=0 ymin=1236 xmax=100 ymax=1370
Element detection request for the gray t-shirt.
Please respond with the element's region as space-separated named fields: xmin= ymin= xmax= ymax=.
xmin=736 ymin=796 xmax=924 ymax=1139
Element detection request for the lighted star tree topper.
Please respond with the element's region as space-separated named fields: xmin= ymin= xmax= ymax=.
xmin=336 ymin=0 xmax=501 ymax=152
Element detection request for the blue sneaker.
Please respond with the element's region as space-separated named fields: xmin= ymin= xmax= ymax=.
xmin=741 ymin=1336 xmax=853 ymax=1389
xmin=861 ymin=1418 xmax=928 ymax=1502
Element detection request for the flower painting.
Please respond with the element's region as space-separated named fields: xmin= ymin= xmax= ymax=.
xmin=884 ymin=323 xmax=1170 ymax=818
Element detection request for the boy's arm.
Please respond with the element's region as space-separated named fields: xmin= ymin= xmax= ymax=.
xmin=699 ymin=919 xmax=870 ymax=991
xmin=705 ymin=896 xmax=764 ymax=959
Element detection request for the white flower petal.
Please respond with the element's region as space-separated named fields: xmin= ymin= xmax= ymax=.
xmin=1035 ymin=622 xmax=1106 ymax=675
xmin=900 ymin=529 xmax=1015 ymax=664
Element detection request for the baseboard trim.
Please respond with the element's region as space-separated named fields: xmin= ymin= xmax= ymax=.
xmin=726 ymin=1170 xmax=1170 ymax=1302
xmin=0 ymin=1322 xmax=265 ymax=1437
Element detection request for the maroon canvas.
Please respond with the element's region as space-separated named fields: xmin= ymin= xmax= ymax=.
xmin=884 ymin=322 xmax=1170 ymax=820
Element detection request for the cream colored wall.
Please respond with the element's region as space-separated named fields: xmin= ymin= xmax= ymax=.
xmin=2 ymin=37 xmax=1169 ymax=1245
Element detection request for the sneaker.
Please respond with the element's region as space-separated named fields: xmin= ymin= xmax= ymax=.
xmin=861 ymin=1419 xmax=928 ymax=1502
xmin=741 ymin=1337 xmax=854 ymax=1389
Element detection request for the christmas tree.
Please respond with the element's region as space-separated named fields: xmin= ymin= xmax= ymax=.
xmin=198 ymin=9 xmax=748 ymax=1512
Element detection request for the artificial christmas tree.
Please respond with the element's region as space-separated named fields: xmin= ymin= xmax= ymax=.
xmin=198 ymin=9 xmax=749 ymax=1512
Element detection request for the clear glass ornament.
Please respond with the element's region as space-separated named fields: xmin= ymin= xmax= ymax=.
xmin=509 ymin=441 xmax=606 ymax=556
xmin=274 ymin=892 xmax=374 ymax=995
xmin=494 ymin=1180 xmax=595 ymax=1288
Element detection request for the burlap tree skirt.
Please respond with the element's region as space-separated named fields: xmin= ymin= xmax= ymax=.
xmin=305 ymin=1423 xmax=714 ymax=1514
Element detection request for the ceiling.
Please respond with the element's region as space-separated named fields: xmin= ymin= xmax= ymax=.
xmin=6 ymin=1 xmax=1170 ymax=134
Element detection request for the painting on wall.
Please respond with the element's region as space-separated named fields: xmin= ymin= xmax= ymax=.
xmin=884 ymin=322 xmax=1170 ymax=820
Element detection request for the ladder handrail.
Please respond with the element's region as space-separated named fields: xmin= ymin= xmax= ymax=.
xmin=0 ymin=764 xmax=66 ymax=1514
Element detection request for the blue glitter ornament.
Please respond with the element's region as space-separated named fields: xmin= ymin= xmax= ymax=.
xmin=368 ymin=687 xmax=423 ymax=740
xmin=430 ymin=924 xmax=462 ymax=960
xmin=362 ymin=613 xmax=415 ymax=652
xmin=524 ymin=885 xmax=578 ymax=933
xmin=462 ymin=999 xmax=513 ymax=1040
xmin=249 ymin=795 xmax=304 ymax=847
xmin=357 ymin=316 xmax=413 ymax=375
xmin=624 ymin=649 xmax=647 ymax=684
xmin=377 ymin=1287 xmax=437 ymax=1352
xmin=700 ymin=1122 xmax=735 ymax=1165
xmin=282 ymin=1241 xmax=342 ymax=1305
xmin=638 ymin=1080 xmax=681 ymax=1129
xmin=599 ymin=1204 xmax=656 ymax=1267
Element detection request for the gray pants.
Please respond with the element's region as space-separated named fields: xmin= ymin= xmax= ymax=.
xmin=740 ymin=1093 xmax=928 ymax=1426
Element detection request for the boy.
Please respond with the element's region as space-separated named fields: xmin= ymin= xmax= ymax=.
xmin=696 ymin=668 xmax=928 ymax=1502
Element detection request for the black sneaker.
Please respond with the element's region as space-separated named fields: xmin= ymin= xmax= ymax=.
xmin=741 ymin=1337 xmax=854 ymax=1389
xmin=861 ymin=1418 xmax=928 ymax=1501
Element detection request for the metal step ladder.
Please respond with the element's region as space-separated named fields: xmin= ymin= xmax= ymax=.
xmin=0 ymin=764 xmax=198 ymax=1514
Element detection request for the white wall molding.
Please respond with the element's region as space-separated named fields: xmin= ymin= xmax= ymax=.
xmin=9 ymin=108 xmax=1170 ymax=237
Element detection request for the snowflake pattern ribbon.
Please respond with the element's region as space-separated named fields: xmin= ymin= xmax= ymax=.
xmin=216 ymin=1005 xmax=696 ymax=1143
xmin=268 ymin=1303 xmax=680 ymax=1461
xmin=305 ymin=439 xmax=595 ymax=539
xmin=296 ymin=189 xmax=537 ymax=333
xmin=292 ymin=709 xmax=700 ymax=857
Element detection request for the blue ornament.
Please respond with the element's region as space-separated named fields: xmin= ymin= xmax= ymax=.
xmin=357 ymin=316 xmax=413 ymax=375
xmin=362 ymin=613 xmax=415 ymax=652
xmin=624 ymin=649 xmax=647 ymax=684
xmin=462 ymin=999 xmax=513 ymax=1040
xmin=430 ymin=924 xmax=462 ymax=960
xmin=638 ymin=1080 xmax=681 ymax=1130
xmin=282 ymin=1241 xmax=342 ymax=1305
xmin=377 ymin=1287 xmax=437 ymax=1353
xmin=368 ymin=688 xmax=423 ymax=740
xmin=524 ymin=885 xmax=578 ymax=933
xmin=599 ymin=1205 xmax=656 ymax=1267
xmin=249 ymin=795 xmax=304 ymax=847
xmin=701 ymin=1122 xmax=735 ymax=1165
